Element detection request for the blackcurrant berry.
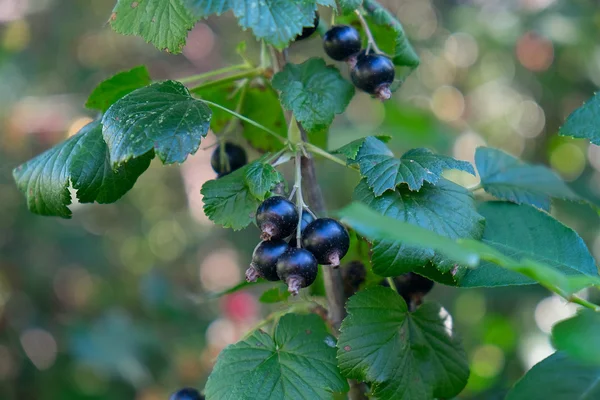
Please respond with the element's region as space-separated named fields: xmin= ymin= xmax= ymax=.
xmin=323 ymin=25 xmax=362 ymax=61
xmin=169 ymin=387 xmax=204 ymax=400
xmin=246 ymin=240 xmax=289 ymax=282
xmin=301 ymin=218 xmax=350 ymax=267
xmin=287 ymin=211 xmax=316 ymax=247
xmin=350 ymin=53 xmax=395 ymax=100
xmin=382 ymin=272 xmax=435 ymax=307
xmin=276 ymin=248 xmax=318 ymax=295
xmin=296 ymin=12 xmax=319 ymax=41
xmin=256 ymin=196 xmax=299 ymax=241
xmin=210 ymin=142 xmax=247 ymax=176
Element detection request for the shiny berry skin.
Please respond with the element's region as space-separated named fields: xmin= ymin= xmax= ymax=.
xmin=256 ymin=196 xmax=299 ymax=241
xmin=297 ymin=12 xmax=319 ymax=41
xmin=301 ymin=218 xmax=350 ymax=267
xmin=276 ymin=248 xmax=318 ymax=295
xmin=287 ymin=211 xmax=316 ymax=247
xmin=169 ymin=388 xmax=204 ymax=400
xmin=350 ymin=53 xmax=395 ymax=100
xmin=323 ymin=25 xmax=362 ymax=61
xmin=210 ymin=142 xmax=247 ymax=176
xmin=246 ymin=240 xmax=289 ymax=282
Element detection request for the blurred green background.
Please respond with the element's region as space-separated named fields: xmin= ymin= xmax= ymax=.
xmin=1 ymin=0 xmax=600 ymax=399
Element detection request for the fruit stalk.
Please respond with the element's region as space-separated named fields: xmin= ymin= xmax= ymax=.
xmin=294 ymin=150 xmax=303 ymax=248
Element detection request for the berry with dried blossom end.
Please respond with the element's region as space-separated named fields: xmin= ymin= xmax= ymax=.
xmin=301 ymin=218 xmax=350 ymax=267
xmin=256 ymin=196 xmax=299 ymax=241
xmin=276 ymin=248 xmax=318 ymax=295
xmin=350 ymin=52 xmax=395 ymax=101
xmin=246 ymin=240 xmax=289 ymax=282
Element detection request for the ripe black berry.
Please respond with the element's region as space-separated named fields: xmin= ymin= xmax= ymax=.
xmin=323 ymin=25 xmax=362 ymax=61
xmin=210 ymin=142 xmax=247 ymax=176
xmin=256 ymin=196 xmax=299 ymax=241
xmin=350 ymin=53 xmax=395 ymax=100
xmin=170 ymin=387 xmax=204 ymax=400
xmin=246 ymin=240 xmax=289 ymax=282
xmin=287 ymin=211 xmax=316 ymax=247
xmin=296 ymin=12 xmax=319 ymax=41
xmin=276 ymin=248 xmax=318 ymax=295
xmin=301 ymin=218 xmax=349 ymax=267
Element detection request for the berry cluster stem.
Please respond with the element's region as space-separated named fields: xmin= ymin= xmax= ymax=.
xmin=355 ymin=10 xmax=383 ymax=55
xmin=294 ymin=150 xmax=304 ymax=248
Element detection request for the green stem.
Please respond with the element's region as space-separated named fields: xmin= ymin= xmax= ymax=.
xmin=177 ymin=64 xmax=251 ymax=84
xmin=386 ymin=277 xmax=398 ymax=292
xmin=190 ymin=68 xmax=265 ymax=93
xmin=303 ymin=142 xmax=354 ymax=168
xmin=202 ymin=100 xmax=285 ymax=143
xmin=468 ymin=183 xmax=483 ymax=192
xmin=295 ymin=150 xmax=304 ymax=248
xmin=355 ymin=10 xmax=383 ymax=55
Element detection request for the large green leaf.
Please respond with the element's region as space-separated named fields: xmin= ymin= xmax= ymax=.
xmin=13 ymin=120 xmax=152 ymax=218
xmin=506 ymin=352 xmax=600 ymax=400
xmin=338 ymin=0 xmax=362 ymax=14
xmin=102 ymin=80 xmax=212 ymax=165
xmin=184 ymin=0 xmax=231 ymax=18
xmin=552 ymin=310 xmax=600 ymax=366
xmin=337 ymin=287 xmax=469 ymax=400
xmin=242 ymin=86 xmax=287 ymax=152
xmin=337 ymin=137 xmax=474 ymax=195
xmin=459 ymin=202 xmax=598 ymax=287
xmin=201 ymin=160 xmax=283 ymax=230
xmin=85 ymin=66 xmax=152 ymax=113
xmin=362 ymin=0 xmax=419 ymax=68
xmin=205 ymin=313 xmax=348 ymax=399
xmin=231 ymin=0 xmax=317 ymax=49
xmin=475 ymin=147 xmax=578 ymax=211
xmin=272 ymin=58 xmax=355 ymax=133
xmin=559 ymin=92 xmax=600 ymax=145
xmin=354 ymin=178 xmax=484 ymax=276
xmin=110 ymin=0 xmax=197 ymax=53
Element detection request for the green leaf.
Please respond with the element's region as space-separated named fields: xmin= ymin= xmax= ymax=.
xmin=110 ymin=0 xmax=197 ymax=53
xmin=552 ymin=310 xmax=600 ymax=366
xmin=559 ymin=92 xmax=600 ymax=145
xmin=342 ymin=137 xmax=474 ymax=195
xmin=13 ymin=120 xmax=152 ymax=218
xmin=338 ymin=202 xmax=480 ymax=268
xmin=258 ymin=286 xmax=291 ymax=303
xmin=102 ymin=80 xmax=212 ymax=166
xmin=475 ymin=147 xmax=578 ymax=211
xmin=362 ymin=0 xmax=419 ymax=68
xmin=205 ymin=313 xmax=348 ymax=399
xmin=85 ymin=66 xmax=152 ymax=113
xmin=231 ymin=0 xmax=318 ymax=49
xmin=506 ymin=352 xmax=600 ymax=400
xmin=184 ymin=0 xmax=231 ymax=18
xmin=201 ymin=160 xmax=283 ymax=230
xmin=272 ymin=58 xmax=355 ymax=133
xmin=458 ymin=202 xmax=598 ymax=287
xmin=332 ymin=135 xmax=391 ymax=161
xmin=354 ymin=178 xmax=484 ymax=276
xmin=338 ymin=0 xmax=362 ymax=14
xmin=242 ymin=86 xmax=287 ymax=152
xmin=338 ymin=287 xmax=469 ymax=400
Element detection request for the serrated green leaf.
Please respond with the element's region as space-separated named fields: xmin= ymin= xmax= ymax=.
xmin=559 ymin=92 xmax=600 ymax=145
xmin=459 ymin=202 xmax=598 ymax=287
xmin=13 ymin=120 xmax=152 ymax=218
xmin=184 ymin=0 xmax=231 ymax=18
xmin=205 ymin=313 xmax=348 ymax=399
xmin=476 ymin=147 xmax=578 ymax=211
xmin=362 ymin=0 xmax=419 ymax=68
xmin=346 ymin=137 xmax=474 ymax=195
xmin=272 ymin=58 xmax=355 ymax=133
xmin=338 ymin=202 xmax=480 ymax=268
xmin=258 ymin=286 xmax=291 ymax=303
xmin=110 ymin=0 xmax=196 ymax=53
xmin=552 ymin=310 xmax=600 ymax=366
xmin=86 ymin=66 xmax=152 ymax=113
xmin=338 ymin=287 xmax=469 ymax=400
xmin=231 ymin=0 xmax=317 ymax=49
xmin=338 ymin=0 xmax=362 ymax=14
xmin=102 ymin=80 xmax=212 ymax=166
xmin=354 ymin=178 xmax=484 ymax=276
xmin=201 ymin=160 xmax=283 ymax=230
xmin=506 ymin=352 xmax=600 ymax=400
xmin=242 ymin=86 xmax=286 ymax=152
xmin=332 ymin=135 xmax=390 ymax=161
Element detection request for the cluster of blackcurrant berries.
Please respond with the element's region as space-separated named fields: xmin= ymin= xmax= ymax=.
xmin=246 ymin=196 xmax=350 ymax=295
xmin=296 ymin=13 xmax=396 ymax=100
xmin=210 ymin=142 xmax=247 ymax=177
xmin=170 ymin=387 xmax=204 ymax=400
